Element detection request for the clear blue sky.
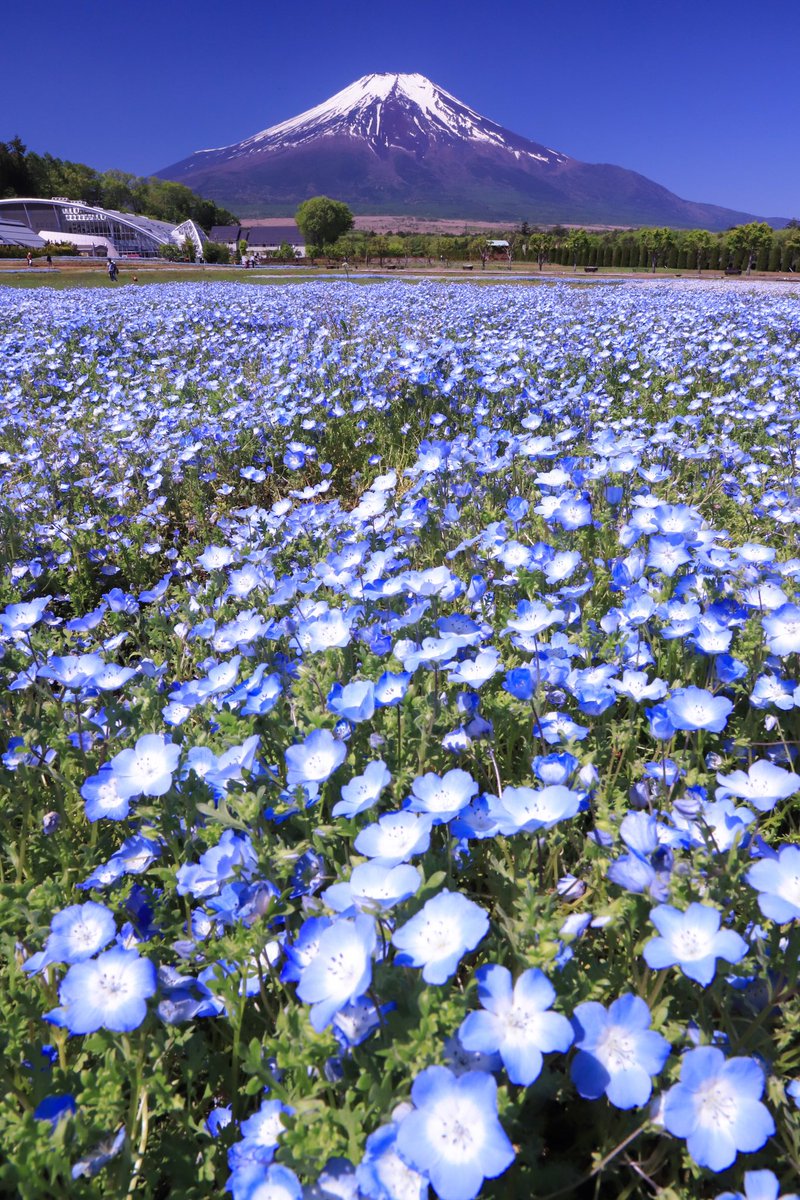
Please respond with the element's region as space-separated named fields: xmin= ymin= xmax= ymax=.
xmin=2 ymin=0 xmax=798 ymax=218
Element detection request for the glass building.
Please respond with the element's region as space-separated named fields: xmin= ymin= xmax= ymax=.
xmin=0 ymin=198 xmax=205 ymax=259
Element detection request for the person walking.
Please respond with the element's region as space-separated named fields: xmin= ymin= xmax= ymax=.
xmin=26 ymin=251 xmax=33 ymax=268
xmin=106 ymin=259 xmax=118 ymax=282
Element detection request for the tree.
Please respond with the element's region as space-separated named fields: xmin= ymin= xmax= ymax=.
xmin=295 ymin=196 xmax=354 ymax=254
xmin=203 ymin=241 xmax=230 ymax=264
xmin=528 ymin=232 xmax=552 ymax=271
xmin=783 ymin=231 xmax=800 ymax=272
xmin=566 ymin=229 xmax=589 ymax=270
xmin=726 ymin=222 xmax=774 ymax=275
xmin=640 ymin=227 xmax=674 ymax=273
xmin=682 ymin=229 xmax=714 ymax=274
xmin=468 ymin=236 xmax=487 ymax=268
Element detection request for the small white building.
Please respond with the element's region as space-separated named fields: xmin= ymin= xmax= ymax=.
xmin=209 ymin=222 xmax=306 ymax=258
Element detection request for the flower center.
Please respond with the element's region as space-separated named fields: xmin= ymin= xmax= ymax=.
xmin=426 ymin=1099 xmax=482 ymax=1161
xmin=778 ymin=872 xmax=800 ymax=907
xmin=673 ymin=927 xmax=712 ymax=960
xmin=596 ymin=1026 xmax=637 ymax=1072
xmin=695 ymin=1080 xmax=737 ymax=1130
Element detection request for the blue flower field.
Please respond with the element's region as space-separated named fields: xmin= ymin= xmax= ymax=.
xmin=1 ymin=279 xmax=799 ymax=1199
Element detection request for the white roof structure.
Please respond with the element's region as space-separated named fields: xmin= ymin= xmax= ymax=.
xmin=0 ymin=219 xmax=45 ymax=248
xmin=0 ymin=198 xmax=207 ymax=258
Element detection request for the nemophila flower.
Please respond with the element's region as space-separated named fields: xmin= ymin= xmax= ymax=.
xmin=662 ymin=1047 xmax=774 ymax=1171
xmin=39 ymin=653 xmax=105 ymax=692
xmin=327 ymin=680 xmax=376 ymax=723
xmin=531 ymin=751 xmax=580 ymax=785
xmin=443 ymin=1032 xmax=502 ymax=1076
xmin=332 ymin=759 xmax=392 ymax=818
xmin=647 ymin=534 xmax=692 ymax=577
xmin=333 ymin=995 xmax=393 ymax=1050
xmin=571 ymin=994 xmax=670 ymax=1109
xmin=324 ymin=862 xmax=421 ymax=914
xmin=446 ymin=648 xmax=501 ymax=690
xmin=239 ymin=1098 xmax=293 ymax=1155
xmin=356 ymin=1121 xmax=428 ymax=1200
xmin=503 ymin=666 xmax=536 ymax=700
xmin=552 ymin=492 xmax=592 ymax=530
xmin=24 ymin=901 xmax=116 ymax=974
xmin=197 ymin=544 xmax=235 ymax=571
xmin=665 ymin=687 xmax=733 ymax=734
xmin=716 ymin=654 xmax=749 ymax=684
xmin=296 ymin=914 xmax=376 ymax=1031
xmin=89 ymin=661 xmax=137 ymax=691
xmin=226 ymin=1162 xmax=303 ymax=1200
xmin=0 ymin=595 xmax=50 ymax=638
xmin=643 ymin=903 xmax=748 ymax=985
xmin=762 ymin=603 xmax=800 ymax=656
xmin=71 ymin=1126 xmax=127 ymax=1180
xmin=393 ymin=889 xmax=488 ymax=984
xmin=612 ymin=670 xmax=668 ymax=703
xmin=683 ymin=798 xmax=754 ymax=853
xmin=50 ymin=946 xmax=156 ymax=1034
xmin=505 ymin=495 xmax=529 ymax=525
xmin=81 ymin=766 xmax=132 ymax=821
xmin=450 ymin=795 xmax=503 ymax=840
xmin=79 ymin=834 xmax=162 ymax=890
xmin=716 ymin=1169 xmax=800 ymax=1200
xmin=285 ymin=728 xmax=347 ymax=788
xmin=459 ymin=964 xmax=573 ymax=1085
xmin=607 ymin=812 xmax=673 ymax=900
xmin=502 ymin=599 xmax=564 ymax=638
xmin=34 ymin=1094 xmax=76 ymax=1129
xmin=286 ymin=849 xmax=325 ymax=901
xmin=544 ymin=549 xmax=582 ymax=584
xmin=750 ymin=673 xmax=795 ymax=711
xmin=395 ymin=1066 xmax=515 ymax=1200
xmin=206 ymin=1106 xmax=233 ymax=1137
xmin=716 ymin=760 xmax=800 ymax=813
xmin=297 ymin=609 xmax=352 ymax=653
xmin=107 ymin=733 xmax=181 ymax=800
xmin=406 ymin=768 xmax=478 ymax=824
xmin=176 ymin=830 xmax=257 ymax=898
xmin=490 ymin=784 xmax=582 ymax=835
xmin=354 ymin=810 xmax=433 ymax=866
xmin=374 ymin=670 xmax=411 ymax=707
xmin=535 ymin=711 xmax=590 ymax=744
xmin=746 ymin=845 xmax=800 ymax=923
xmin=280 ymin=915 xmax=332 ymax=985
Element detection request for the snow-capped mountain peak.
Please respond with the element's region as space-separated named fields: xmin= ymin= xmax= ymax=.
xmin=197 ymin=72 xmax=569 ymax=164
xmin=157 ymin=73 xmax=771 ymax=228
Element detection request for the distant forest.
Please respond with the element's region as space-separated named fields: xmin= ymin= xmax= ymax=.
xmin=0 ymin=138 xmax=237 ymax=230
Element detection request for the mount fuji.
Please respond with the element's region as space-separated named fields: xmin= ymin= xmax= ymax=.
xmin=156 ymin=73 xmax=771 ymax=228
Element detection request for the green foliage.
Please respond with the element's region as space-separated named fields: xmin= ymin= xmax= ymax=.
xmin=159 ymin=243 xmax=184 ymax=262
xmin=202 ymin=241 xmax=230 ymax=264
xmin=0 ymin=137 xmax=238 ymax=230
xmin=294 ymin=196 xmax=354 ymax=253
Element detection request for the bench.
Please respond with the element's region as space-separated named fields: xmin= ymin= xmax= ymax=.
xmin=583 ymin=266 xmax=598 ymax=273
xmin=724 ymin=267 xmax=742 ymax=276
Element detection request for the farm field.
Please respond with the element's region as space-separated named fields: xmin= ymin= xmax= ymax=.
xmin=1 ymin=278 xmax=799 ymax=1199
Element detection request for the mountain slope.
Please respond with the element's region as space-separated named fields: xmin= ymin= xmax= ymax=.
xmin=156 ymin=74 xmax=774 ymax=227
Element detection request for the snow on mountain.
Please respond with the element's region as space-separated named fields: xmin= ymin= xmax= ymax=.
xmin=195 ymin=72 xmax=569 ymax=165
xmin=156 ymin=74 xmax=771 ymax=228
